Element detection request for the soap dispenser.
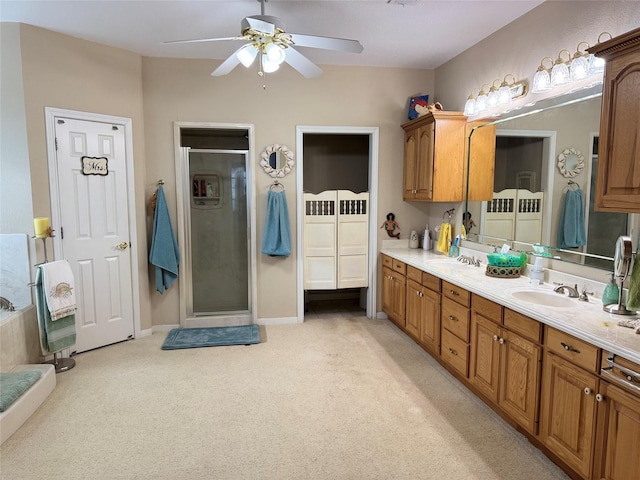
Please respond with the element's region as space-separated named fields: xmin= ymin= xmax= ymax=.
xmin=602 ymin=273 xmax=620 ymax=306
xmin=422 ymin=224 xmax=432 ymax=251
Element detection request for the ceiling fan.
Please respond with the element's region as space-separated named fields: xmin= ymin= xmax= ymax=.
xmin=164 ymin=0 xmax=363 ymax=78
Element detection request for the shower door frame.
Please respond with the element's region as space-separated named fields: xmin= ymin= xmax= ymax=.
xmin=173 ymin=122 xmax=257 ymax=327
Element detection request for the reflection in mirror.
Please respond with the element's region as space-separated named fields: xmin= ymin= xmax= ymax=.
xmin=260 ymin=144 xmax=295 ymax=178
xmin=465 ymin=86 xmax=637 ymax=271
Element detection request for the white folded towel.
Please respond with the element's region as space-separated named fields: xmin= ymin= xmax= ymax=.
xmin=41 ymin=260 xmax=76 ymax=321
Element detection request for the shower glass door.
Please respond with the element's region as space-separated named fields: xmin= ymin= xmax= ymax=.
xmin=188 ymin=149 xmax=249 ymax=315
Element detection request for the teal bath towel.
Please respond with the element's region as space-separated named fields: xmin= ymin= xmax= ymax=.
xmin=261 ymin=190 xmax=291 ymax=257
xmin=149 ymin=185 xmax=180 ymax=293
xmin=626 ymin=253 xmax=640 ymax=311
xmin=35 ymin=266 xmax=76 ymax=355
xmin=557 ymin=189 xmax=586 ymax=249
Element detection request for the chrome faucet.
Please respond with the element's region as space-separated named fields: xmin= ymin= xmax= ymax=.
xmin=553 ymin=284 xmax=580 ymax=298
xmin=457 ymin=255 xmax=481 ymax=267
xmin=0 ymin=296 xmax=15 ymax=312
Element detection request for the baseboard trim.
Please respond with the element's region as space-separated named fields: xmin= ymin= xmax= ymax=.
xmin=257 ymin=317 xmax=300 ymax=325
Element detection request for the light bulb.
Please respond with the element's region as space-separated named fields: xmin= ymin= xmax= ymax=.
xmin=463 ymin=95 xmax=476 ymax=116
xmin=570 ymin=42 xmax=590 ymax=81
xmin=265 ymin=43 xmax=286 ymax=65
xmin=475 ymin=93 xmax=488 ymax=113
xmin=236 ymin=44 xmax=258 ymax=68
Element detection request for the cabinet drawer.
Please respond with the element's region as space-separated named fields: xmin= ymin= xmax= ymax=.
xmin=472 ymin=294 xmax=501 ymax=324
xmin=442 ymin=297 xmax=470 ymax=342
xmin=441 ymin=328 xmax=469 ymax=377
xmin=504 ymin=309 xmax=542 ymax=344
xmin=422 ymin=272 xmax=441 ymax=293
xmin=392 ymin=259 xmax=406 ymax=275
xmin=407 ymin=265 xmax=423 ymax=283
xmin=442 ymin=281 xmax=470 ymax=307
xmin=601 ymin=351 xmax=640 ymax=395
xmin=382 ymin=254 xmax=392 ymax=269
xmin=545 ymin=327 xmax=600 ymax=373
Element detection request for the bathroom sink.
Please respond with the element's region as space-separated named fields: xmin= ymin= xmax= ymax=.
xmin=509 ymin=290 xmax=575 ymax=308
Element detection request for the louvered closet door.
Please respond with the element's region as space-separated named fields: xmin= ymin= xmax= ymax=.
xmin=303 ymin=191 xmax=337 ymax=290
xmin=337 ymin=191 xmax=368 ymax=288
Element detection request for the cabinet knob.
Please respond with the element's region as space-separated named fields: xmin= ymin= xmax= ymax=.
xmin=449 ymin=315 xmax=458 ymax=322
xmin=498 ymin=337 xmax=505 ymax=345
xmin=448 ymin=348 xmax=458 ymax=356
xmin=584 ymin=387 xmax=592 ymax=395
xmin=493 ymin=335 xmax=499 ymax=342
xmin=596 ymin=393 xmax=604 ymax=402
xmin=450 ymin=290 xmax=459 ymax=296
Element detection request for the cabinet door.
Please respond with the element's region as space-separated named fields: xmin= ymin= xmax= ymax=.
xmin=540 ymin=352 xmax=598 ymax=479
xmin=405 ymin=279 xmax=422 ymax=339
xmin=381 ymin=266 xmax=393 ymax=316
xmin=594 ymin=381 xmax=640 ymax=480
xmin=499 ymin=328 xmax=541 ymax=434
xmin=403 ymin=129 xmax=418 ymax=200
xmin=414 ymin=124 xmax=434 ymax=200
xmin=469 ymin=313 xmax=500 ymax=403
xmin=420 ymin=288 xmax=440 ymax=355
xmin=391 ymin=271 xmax=406 ymax=328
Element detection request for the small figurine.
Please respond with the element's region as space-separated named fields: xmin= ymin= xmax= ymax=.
xmin=463 ymin=211 xmax=476 ymax=233
xmin=381 ymin=212 xmax=400 ymax=238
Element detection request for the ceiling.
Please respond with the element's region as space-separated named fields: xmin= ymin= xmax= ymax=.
xmin=0 ymin=0 xmax=545 ymax=70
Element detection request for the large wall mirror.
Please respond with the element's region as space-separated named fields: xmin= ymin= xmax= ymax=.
xmin=465 ymin=85 xmax=638 ymax=270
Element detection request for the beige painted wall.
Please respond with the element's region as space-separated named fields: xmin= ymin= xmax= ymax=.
xmin=17 ymin=24 xmax=152 ymax=330
xmin=142 ymin=57 xmax=433 ymax=323
xmin=435 ymin=1 xmax=640 ymax=111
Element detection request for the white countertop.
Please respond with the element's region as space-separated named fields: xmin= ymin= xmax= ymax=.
xmin=381 ymin=246 xmax=640 ymax=364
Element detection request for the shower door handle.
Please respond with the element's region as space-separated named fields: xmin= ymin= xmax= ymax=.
xmin=116 ymin=242 xmax=129 ymax=250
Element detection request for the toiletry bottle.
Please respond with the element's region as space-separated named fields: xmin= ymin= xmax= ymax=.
xmin=602 ymin=273 xmax=620 ymax=305
xmin=529 ymin=257 xmax=545 ymax=284
xmin=409 ymin=230 xmax=419 ymax=249
xmin=423 ymin=225 xmax=431 ymax=251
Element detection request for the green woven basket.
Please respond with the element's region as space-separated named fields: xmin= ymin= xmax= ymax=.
xmin=487 ymin=252 xmax=527 ymax=268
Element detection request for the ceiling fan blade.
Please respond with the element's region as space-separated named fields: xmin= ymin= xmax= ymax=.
xmin=164 ymin=36 xmax=247 ymax=45
xmin=244 ymin=16 xmax=276 ymax=35
xmin=289 ymin=33 xmax=363 ymax=54
xmin=284 ymin=47 xmax=323 ymax=78
xmin=211 ymin=46 xmax=247 ymax=76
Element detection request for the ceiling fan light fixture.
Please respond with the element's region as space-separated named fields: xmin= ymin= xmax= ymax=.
xmin=237 ymin=44 xmax=259 ymax=68
xmin=262 ymin=54 xmax=280 ymax=73
xmin=265 ymin=42 xmax=286 ymax=65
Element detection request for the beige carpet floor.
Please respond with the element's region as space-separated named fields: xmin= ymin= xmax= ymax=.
xmin=0 ymin=302 xmax=569 ymax=479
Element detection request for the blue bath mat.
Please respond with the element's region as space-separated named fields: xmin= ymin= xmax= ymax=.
xmin=161 ymin=325 xmax=260 ymax=350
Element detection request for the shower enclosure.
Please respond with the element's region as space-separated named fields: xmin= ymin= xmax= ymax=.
xmin=175 ymin=124 xmax=256 ymax=327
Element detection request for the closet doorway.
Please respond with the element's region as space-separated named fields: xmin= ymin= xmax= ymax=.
xmin=173 ymin=123 xmax=257 ymax=327
xmin=296 ymin=126 xmax=379 ymax=321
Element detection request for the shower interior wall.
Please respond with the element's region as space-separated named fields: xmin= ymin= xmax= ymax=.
xmin=302 ymin=134 xmax=370 ymax=305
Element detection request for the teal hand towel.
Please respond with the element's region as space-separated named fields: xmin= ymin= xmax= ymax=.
xmin=35 ymin=266 xmax=76 ymax=354
xmin=557 ymin=189 xmax=586 ymax=249
xmin=626 ymin=254 xmax=640 ymax=310
xmin=149 ymin=185 xmax=180 ymax=293
xmin=261 ymin=190 xmax=291 ymax=257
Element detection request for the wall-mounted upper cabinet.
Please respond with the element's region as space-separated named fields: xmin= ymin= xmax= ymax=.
xmin=401 ymin=111 xmax=467 ymax=202
xmin=589 ymin=27 xmax=640 ymax=213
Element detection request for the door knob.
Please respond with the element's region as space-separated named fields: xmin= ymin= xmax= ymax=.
xmin=117 ymin=242 xmax=129 ymax=250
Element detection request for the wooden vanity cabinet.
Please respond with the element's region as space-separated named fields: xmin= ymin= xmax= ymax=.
xmin=540 ymin=327 xmax=601 ymax=479
xmin=405 ymin=266 xmax=441 ymax=354
xmin=401 ymin=111 xmax=467 ymax=202
xmin=440 ymin=281 xmax=471 ymax=377
xmin=588 ymin=27 xmax=640 ymax=213
xmin=593 ymin=352 xmax=640 ymax=480
xmin=381 ymin=255 xmax=406 ymax=328
xmin=469 ymin=299 xmax=542 ymax=434
xmin=464 ymin=121 xmax=497 ymax=201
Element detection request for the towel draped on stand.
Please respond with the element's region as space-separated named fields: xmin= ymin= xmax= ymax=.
xmin=149 ymin=185 xmax=180 ymax=293
xmin=436 ymin=222 xmax=451 ymax=254
xmin=35 ymin=263 xmax=76 ymax=355
xmin=261 ymin=189 xmax=291 ymax=257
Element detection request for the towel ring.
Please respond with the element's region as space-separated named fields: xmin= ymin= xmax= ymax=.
xmin=443 ymin=208 xmax=455 ymax=221
xmin=269 ymin=180 xmax=285 ymax=191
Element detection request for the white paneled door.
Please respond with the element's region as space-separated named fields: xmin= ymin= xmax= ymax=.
xmin=54 ymin=117 xmax=134 ymax=353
